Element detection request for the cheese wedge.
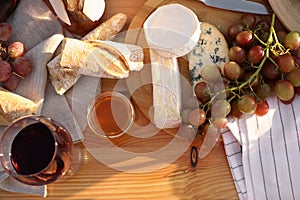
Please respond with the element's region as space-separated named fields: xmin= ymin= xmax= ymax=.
xmin=188 ymin=22 xmax=229 ymax=87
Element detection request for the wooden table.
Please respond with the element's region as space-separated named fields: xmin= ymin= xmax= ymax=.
xmin=0 ymin=0 xmax=277 ymax=199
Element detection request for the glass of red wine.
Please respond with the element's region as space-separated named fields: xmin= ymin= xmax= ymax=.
xmin=0 ymin=115 xmax=78 ymax=186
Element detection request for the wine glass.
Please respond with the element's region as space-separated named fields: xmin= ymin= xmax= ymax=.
xmin=0 ymin=115 xmax=78 ymax=186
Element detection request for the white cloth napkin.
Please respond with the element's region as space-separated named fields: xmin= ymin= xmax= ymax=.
xmin=0 ymin=164 xmax=47 ymax=197
xmin=222 ymin=95 xmax=300 ymax=200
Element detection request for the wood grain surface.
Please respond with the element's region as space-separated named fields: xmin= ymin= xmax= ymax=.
xmin=0 ymin=0 xmax=275 ymax=199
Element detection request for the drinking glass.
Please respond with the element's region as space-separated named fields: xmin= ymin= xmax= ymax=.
xmin=0 ymin=115 xmax=76 ymax=186
xmin=87 ymin=91 xmax=135 ymax=138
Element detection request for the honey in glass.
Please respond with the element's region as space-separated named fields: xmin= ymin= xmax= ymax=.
xmin=87 ymin=92 xmax=134 ymax=138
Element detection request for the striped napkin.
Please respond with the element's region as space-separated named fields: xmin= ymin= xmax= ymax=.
xmin=222 ymin=95 xmax=300 ymax=200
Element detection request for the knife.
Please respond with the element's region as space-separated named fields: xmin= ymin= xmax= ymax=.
xmin=49 ymin=0 xmax=71 ymax=25
xmin=198 ymin=125 xmax=220 ymax=159
xmin=197 ymin=0 xmax=270 ymax=14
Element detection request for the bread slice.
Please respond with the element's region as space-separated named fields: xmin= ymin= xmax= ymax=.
xmin=0 ymin=87 xmax=37 ymax=125
xmin=47 ymin=55 xmax=81 ymax=95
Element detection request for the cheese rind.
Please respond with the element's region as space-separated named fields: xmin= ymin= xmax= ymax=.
xmin=150 ymin=49 xmax=182 ymax=129
xmin=143 ymin=4 xmax=201 ymax=58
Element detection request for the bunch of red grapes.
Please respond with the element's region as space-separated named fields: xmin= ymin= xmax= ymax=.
xmin=0 ymin=23 xmax=31 ymax=91
xmin=183 ymin=13 xmax=300 ymax=137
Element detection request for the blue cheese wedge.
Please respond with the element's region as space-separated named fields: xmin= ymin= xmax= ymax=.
xmin=188 ymin=22 xmax=229 ymax=87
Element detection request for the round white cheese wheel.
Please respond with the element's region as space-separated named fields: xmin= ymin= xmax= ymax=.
xmin=143 ymin=4 xmax=201 ymax=57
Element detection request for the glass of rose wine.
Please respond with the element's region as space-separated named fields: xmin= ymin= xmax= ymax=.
xmin=0 ymin=115 xmax=79 ymax=186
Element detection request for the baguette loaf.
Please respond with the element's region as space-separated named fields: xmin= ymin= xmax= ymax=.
xmin=0 ymin=87 xmax=37 ymax=125
xmin=59 ymin=38 xmax=143 ymax=78
xmin=82 ymin=13 xmax=127 ymax=41
xmin=48 ymin=13 xmax=129 ymax=95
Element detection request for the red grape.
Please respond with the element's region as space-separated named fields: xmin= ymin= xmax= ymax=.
xmin=255 ymin=83 xmax=273 ymax=100
xmin=211 ymin=99 xmax=231 ymax=117
xmin=188 ymin=108 xmax=206 ymax=127
xmin=194 ymin=81 xmax=211 ymax=103
xmin=241 ymin=13 xmax=256 ymax=28
xmin=229 ymin=100 xmax=243 ymax=118
xmin=224 ymin=61 xmax=242 ymax=80
xmin=255 ymin=20 xmax=270 ymax=33
xmin=260 ymin=32 xmax=270 ymax=43
xmin=255 ymin=100 xmax=269 ymax=116
xmin=284 ymin=31 xmax=300 ymax=51
xmin=274 ymin=80 xmax=294 ymax=101
xmin=237 ymin=94 xmax=257 ymax=114
xmin=0 ymin=60 xmax=12 ymax=81
xmin=12 ymin=57 xmax=31 ymax=77
xmin=263 ymin=62 xmax=281 ymax=80
xmin=211 ymin=117 xmax=228 ymax=129
xmin=247 ymin=45 xmax=265 ymax=64
xmin=236 ymin=30 xmax=254 ymax=46
xmin=227 ymin=23 xmax=243 ymax=39
xmin=0 ymin=23 xmax=12 ymax=42
xmin=228 ymin=46 xmax=246 ymax=64
xmin=286 ymin=67 xmax=300 ymax=87
xmin=270 ymin=51 xmax=279 ymax=63
xmin=277 ymin=31 xmax=287 ymax=44
xmin=182 ymin=108 xmax=192 ymax=124
xmin=8 ymin=41 xmax=25 ymax=58
xmin=3 ymin=74 xmax=20 ymax=91
xmin=278 ymin=53 xmax=295 ymax=73
xmin=200 ymin=64 xmax=221 ymax=83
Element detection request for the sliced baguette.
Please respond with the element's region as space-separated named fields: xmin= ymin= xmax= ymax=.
xmin=59 ymin=38 xmax=129 ymax=78
xmin=59 ymin=38 xmax=143 ymax=78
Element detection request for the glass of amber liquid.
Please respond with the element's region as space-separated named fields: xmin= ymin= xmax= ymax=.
xmin=87 ymin=91 xmax=135 ymax=138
